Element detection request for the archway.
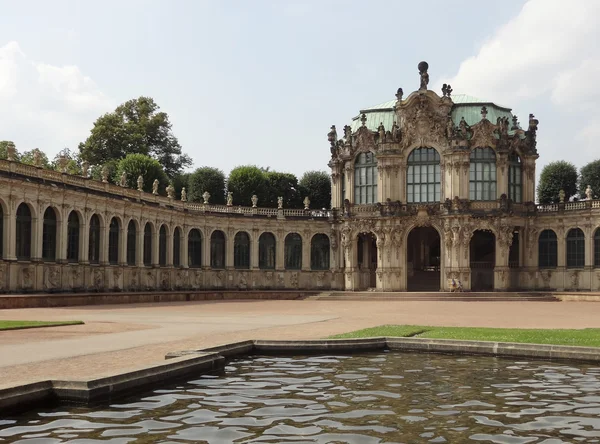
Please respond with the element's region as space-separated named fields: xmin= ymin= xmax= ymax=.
xmin=470 ymin=230 xmax=495 ymax=291
xmin=357 ymin=233 xmax=377 ymax=289
xmin=407 ymin=226 xmax=440 ymax=291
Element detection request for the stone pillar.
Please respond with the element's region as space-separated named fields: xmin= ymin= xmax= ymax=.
xmin=345 ymin=166 xmax=354 ymax=204
xmin=166 ymin=226 xmax=173 ymax=267
xmin=152 ymin=226 xmax=159 ymax=266
xmin=251 ymin=233 xmax=259 ymax=270
xmin=343 ymin=235 xmax=359 ymax=291
xmin=136 ymin=223 xmax=144 ymax=267
xmin=497 ymin=154 xmax=508 ymax=199
xmin=118 ymin=225 xmax=127 ymax=265
xmin=276 ymin=232 xmax=285 ymax=271
xmin=32 ymin=212 xmax=42 ymax=261
xmin=494 ymin=234 xmax=511 ymax=291
xmin=202 ymin=230 xmax=211 ymax=269
xmin=80 ymin=220 xmax=89 ymax=265
xmin=225 ymin=231 xmax=234 ymax=268
xmin=301 ymin=234 xmax=311 ymax=271
xmin=5 ymin=202 xmax=16 ymax=261
xmin=57 ymin=213 xmax=68 ymax=263
xmin=99 ymin=221 xmax=109 ymax=265
xmin=181 ymin=228 xmax=189 ymax=268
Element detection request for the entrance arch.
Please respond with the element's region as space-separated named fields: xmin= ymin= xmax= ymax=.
xmin=470 ymin=230 xmax=495 ymax=291
xmin=407 ymin=226 xmax=441 ymax=291
xmin=357 ymin=232 xmax=377 ymax=289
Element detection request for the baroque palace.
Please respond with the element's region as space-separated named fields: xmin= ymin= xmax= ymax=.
xmin=1 ymin=61 xmax=600 ymax=294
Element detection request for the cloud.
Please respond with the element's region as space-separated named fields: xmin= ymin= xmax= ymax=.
xmin=0 ymin=41 xmax=113 ymax=156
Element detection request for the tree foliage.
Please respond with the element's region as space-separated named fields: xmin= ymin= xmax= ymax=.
xmin=51 ymin=148 xmax=81 ymax=175
xmin=113 ymin=153 xmax=169 ymax=194
xmin=188 ymin=167 xmax=226 ymax=204
xmin=227 ymin=165 xmax=268 ymax=206
xmin=299 ymin=170 xmax=331 ymax=209
xmin=172 ymin=172 xmax=191 ymax=201
xmin=20 ymin=149 xmax=51 ymax=168
xmin=580 ymin=159 xmax=600 ymax=200
xmin=537 ymin=161 xmax=578 ymax=204
xmin=0 ymin=141 xmax=19 ymax=161
xmin=78 ymin=96 xmax=192 ymax=178
xmin=264 ymin=171 xmax=302 ymax=208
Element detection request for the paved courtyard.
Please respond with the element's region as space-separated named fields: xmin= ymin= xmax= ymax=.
xmin=2 ymin=299 xmax=600 ymax=388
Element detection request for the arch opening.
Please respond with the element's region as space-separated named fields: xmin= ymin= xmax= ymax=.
xmin=470 ymin=230 xmax=495 ymax=290
xmin=407 ymin=226 xmax=440 ymax=291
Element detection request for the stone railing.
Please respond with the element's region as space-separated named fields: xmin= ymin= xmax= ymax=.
xmin=536 ymin=200 xmax=600 ymax=213
xmin=471 ymin=201 xmax=499 ymax=210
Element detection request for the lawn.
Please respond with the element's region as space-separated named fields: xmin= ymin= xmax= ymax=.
xmin=330 ymin=325 xmax=600 ymax=347
xmin=0 ymin=320 xmax=84 ymax=331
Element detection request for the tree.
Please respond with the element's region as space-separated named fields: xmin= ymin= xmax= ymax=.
xmin=537 ymin=161 xmax=578 ymax=204
xmin=227 ymin=165 xmax=268 ymax=206
xmin=113 ymin=153 xmax=169 ymax=194
xmin=299 ymin=170 xmax=331 ymax=209
xmin=172 ymin=172 xmax=191 ymax=201
xmin=21 ymin=149 xmax=51 ymax=168
xmin=50 ymin=148 xmax=81 ymax=175
xmin=188 ymin=167 xmax=226 ymax=204
xmin=78 ymin=96 xmax=192 ymax=178
xmin=0 ymin=141 xmax=19 ymax=161
xmin=264 ymin=171 xmax=302 ymax=208
xmin=579 ymin=159 xmax=600 ymax=200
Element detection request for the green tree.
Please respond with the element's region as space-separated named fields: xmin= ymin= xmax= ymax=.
xmin=0 ymin=141 xmax=20 ymax=161
xmin=264 ymin=171 xmax=302 ymax=208
xmin=537 ymin=161 xmax=578 ymax=204
xmin=113 ymin=153 xmax=169 ymax=194
xmin=21 ymin=149 xmax=51 ymax=168
xmin=172 ymin=172 xmax=191 ymax=201
xmin=299 ymin=170 xmax=331 ymax=209
xmin=227 ymin=165 xmax=267 ymax=206
xmin=188 ymin=167 xmax=226 ymax=204
xmin=78 ymin=96 xmax=192 ymax=178
xmin=50 ymin=148 xmax=81 ymax=175
xmin=579 ymin=159 xmax=600 ymax=200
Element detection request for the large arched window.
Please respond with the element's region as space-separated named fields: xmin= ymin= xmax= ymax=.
xmin=354 ymin=151 xmax=377 ymax=204
xmin=16 ymin=203 xmax=32 ymax=261
xmin=88 ymin=214 xmax=100 ymax=264
xmin=311 ymin=234 xmax=330 ymax=270
xmin=508 ymin=153 xmax=522 ymax=203
xmin=173 ymin=227 xmax=181 ymax=267
xmin=188 ymin=229 xmax=202 ymax=268
xmin=566 ymin=228 xmax=585 ymax=268
xmin=407 ymin=148 xmax=440 ymax=203
xmin=126 ymin=221 xmax=136 ymax=266
xmin=108 ymin=218 xmax=119 ymax=265
xmin=67 ymin=212 xmax=80 ymax=263
xmin=42 ymin=207 xmax=57 ymax=262
xmin=210 ymin=230 xmax=226 ymax=269
xmin=285 ymin=233 xmax=302 ymax=270
xmin=594 ymin=228 xmax=600 ymax=268
xmin=259 ymin=232 xmax=276 ymax=270
xmin=234 ymin=231 xmax=250 ymax=269
xmin=159 ymin=225 xmax=167 ymax=266
xmin=143 ymin=223 xmax=152 ymax=266
xmin=469 ymin=147 xmax=497 ymax=201
xmin=538 ymin=229 xmax=557 ymax=268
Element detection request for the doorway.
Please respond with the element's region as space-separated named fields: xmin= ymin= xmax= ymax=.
xmin=407 ymin=227 xmax=441 ymax=291
xmin=357 ymin=233 xmax=377 ymax=289
xmin=470 ymin=230 xmax=495 ymax=291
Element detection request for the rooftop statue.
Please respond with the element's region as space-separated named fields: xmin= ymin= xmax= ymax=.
xmin=418 ymin=61 xmax=429 ymax=90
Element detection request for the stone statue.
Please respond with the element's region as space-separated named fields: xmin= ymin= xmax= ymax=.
xmin=119 ymin=171 xmax=127 ymax=187
xmin=101 ymin=166 xmax=109 ymax=183
xmin=442 ymin=83 xmax=452 ymax=98
xmin=446 ymin=118 xmax=455 ymax=139
xmin=81 ymin=161 xmax=90 ymax=178
xmin=459 ymin=117 xmax=469 ymax=139
xmin=511 ymin=115 xmax=519 ymax=130
xmin=202 ymin=191 xmax=210 ymax=204
xmin=227 ymin=192 xmax=233 ymax=206
xmin=586 ymin=185 xmax=593 ymax=200
xmin=395 ymin=87 xmax=403 ymax=101
xmin=559 ymin=189 xmax=565 ymax=203
xmin=181 ymin=187 xmax=187 ymax=202
xmin=277 ymin=196 xmax=283 ymax=209
xmin=303 ymin=196 xmax=310 ymax=210
xmin=418 ymin=61 xmax=429 ymax=90
xmin=58 ymin=154 xmax=68 ymax=173
xmin=327 ymin=125 xmax=337 ymax=146
xmin=481 ymin=106 xmax=488 ymax=120
xmin=378 ymin=122 xmax=385 ymax=142
xmin=137 ymin=175 xmax=144 ymax=191
xmin=343 ymin=125 xmax=352 ymax=141
xmin=152 ymin=179 xmax=159 ymax=195
xmin=166 ymin=183 xmax=175 ymax=199
xmin=33 ymin=149 xmax=42 ymax=167
xmin=6 ymin=142 xmax=16 ymax=161
xmin=251 ymin=194 xmax=258 ymax=208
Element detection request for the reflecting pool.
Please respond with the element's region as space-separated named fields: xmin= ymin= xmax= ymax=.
xmin=2 ymin=352 xmax=600 ymax=443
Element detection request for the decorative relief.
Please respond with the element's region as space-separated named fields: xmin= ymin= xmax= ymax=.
xmin=20 ymin=267 xmax=34 ymax=291
xmin=540 ymin=269 xmax=552 ymax=288
xmin=43 ymin=266 xmax=60 ymax=290
xmin=160 ymin=271 xmax=170 ymax=290
xmin=569 ymin=270 xmax=580 ymax=290
xmin=290 ymin=272 xmax=299 ymax=289
xmin=93 ymin=269 xmax=103 ymax=290
xmin=316 ymin=272 xmax=325 ymax=288
xmin=238 ymin=272 xmax=248 ymax=290
xmin=0 ymin=263 xmax=5 ymax=290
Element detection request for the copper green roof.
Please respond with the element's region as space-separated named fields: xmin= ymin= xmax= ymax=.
xmin=350 ymin=94 xmax=516 ymax=133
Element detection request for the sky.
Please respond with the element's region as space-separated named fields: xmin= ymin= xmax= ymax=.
xmin=1 ymin=0 xmax=599 ymax=180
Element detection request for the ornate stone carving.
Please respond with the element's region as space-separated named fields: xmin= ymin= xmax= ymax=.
xmin=277 ymin=196 xmax=283 ymax=209
xmin=101 ymin=166 xmax=109 ymax=183
xmin=418 ymin=61 xmax=429 ymax=90
xmin=112 ymin=268 xmax=122 ymax=289
xmin=540 ymin=269 xmax=552 ymax=288
xmin=227 ymin=192 xmax=233 ymax=206
xmin=137 ymin=175 xmax=144 ymax=191
xmin=303 ymin=197 xmax=310 ymax=210
xmin=441 ymin=83 xmax=452 ymax=98
xmin=166 ymin=184 xmax=175 ymax=199
xmin=152 ymin=179 xmax=159 ymax=195
xmin=119 ymin=171 xmax=127 ymax=187
xmin=43 ymin=266 xmax=60 ymax=290
xmin=181 ymin=187 xmax=187 ymax=202
xmin=316 ymin=271 xmax=325 ymax=288
xmin=160 ymin=271 xmax=170 ymax=290
xmin=93 ymin=269 xmax=103 ymax=290
xmin=586 ymin=185 xmax=593 ymax=200
xmin=0 ymin=264 xmax=5 ymax=290
xmin=6 ymin=142 xmax=17 ymax=161
xmin=569 ymin=270 xmax=580 ymax=290
xmin=251 ymin=195 xmax=258 ymax=208
xmin=81 ymin=161 xmax=90 ymax=178
xmin=290 ymin=272 xmax=299 ymax=289
xmin=469 ymin=119 xmax=497 ymax=149
xmin=20 ymin=267 xmax=33 ymax=290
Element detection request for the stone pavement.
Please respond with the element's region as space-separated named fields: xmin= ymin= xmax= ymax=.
xmin=2 ymin=299 xmax=600 ymax=388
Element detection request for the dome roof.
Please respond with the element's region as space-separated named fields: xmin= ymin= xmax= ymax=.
xmin=350 ymin=93 xmax=515 ymax=133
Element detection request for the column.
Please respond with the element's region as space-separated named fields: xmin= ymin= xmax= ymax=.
xmin=497 ymin=154 xmax=508 ymax=199
xmin=276 ymin=232 xmax=285 ymax=271
xmin=345 ymin=166 xmax=354 ymax=204
xmin=202 ymin=230 xmax=211 ymax=269
xmin=166 ymin=226 xmax=173 ymax=267
xmin=251 ymin=233 xmax=259 ymax=270
xmin=225 ymin=231 xmax=234 ymax=268
xmin=136 ymin=223 xmax=144 ymax=267
xmin=182 ymin=227 xmax=189 ymax=268
xmin=118 ymin=225 xmax=127 ymax=265
xmin=6 ymin=202 xmax=16 ymax=261
xmin=152 ymin=226 xmax=159 ymax=266
xmin=99 ymin=222 xmax=109 ymax=265
xmin=302 ymin=234 xmax=310 ymax=271
xmin=80 ymin=220 xmax=89 ymax=265
xmin=32 ymin=213 xmax=42 ymax=261
xmin=57 ymin=213 xmax=68 ymax=263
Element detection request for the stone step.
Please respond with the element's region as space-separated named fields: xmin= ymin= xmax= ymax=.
xmin=308 ymin=291 xmax=559 ymax=302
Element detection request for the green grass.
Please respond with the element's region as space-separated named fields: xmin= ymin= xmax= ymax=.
xmin=330 ymin=325 xmax=600 ymax=347
xmin=0 ymin=320 xmax=84 ymax=331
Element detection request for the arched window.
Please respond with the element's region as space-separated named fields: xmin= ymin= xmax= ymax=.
xmin=234 ymin=231 xmax=250 ymax=269
xmin=127 ymin=221 xmax=136 ymax=266
xmin=0 ymin=203 xmax=3 ymax=259
xmin=88 ymin=214 xmax=100 ymax=264
xmin=508 ymin=153 xmax=522 ymax=203
xmin=143 ymin=223 xmax=152 ymax=266
xmin=259 ymin=232 xmax=276 ymax=269
xmin=285 ymin=233 xmax=302 ymax=270
xmin=566 ymin=228 xmax=585 ymax=268
xmin=538 ymin=230 xmax=557 ymax=268
xmin=311 ymin=234 xmax=330 ymax=270
xmin=469 ymin=147 xmax=497 ymax=201
xmin=354 ymin=151 xmax=377 ymax=204
xmin=210 ymin=230 xmax=226 ymax=269
xmin=16 ymin=203 xmax=32 ymax=261
xmin=67 ymin=212 xmax=80 ymax=263
xmin=159 ymin=225 xmax=167 ymax=266
xmin=594 ymin=228 xmax=600 ymax=268
xmin=407 ymin=148 xmax=440 ymax=203
xmin=42 ymin=207 xmax=57 ymax=262
xmin=108 ymin=218 xmax=119 ymax=265
xmin=188 ymin=229 xmax=202 ymax=268
xmin=173 ymin=227 xmax=181 ymax=267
